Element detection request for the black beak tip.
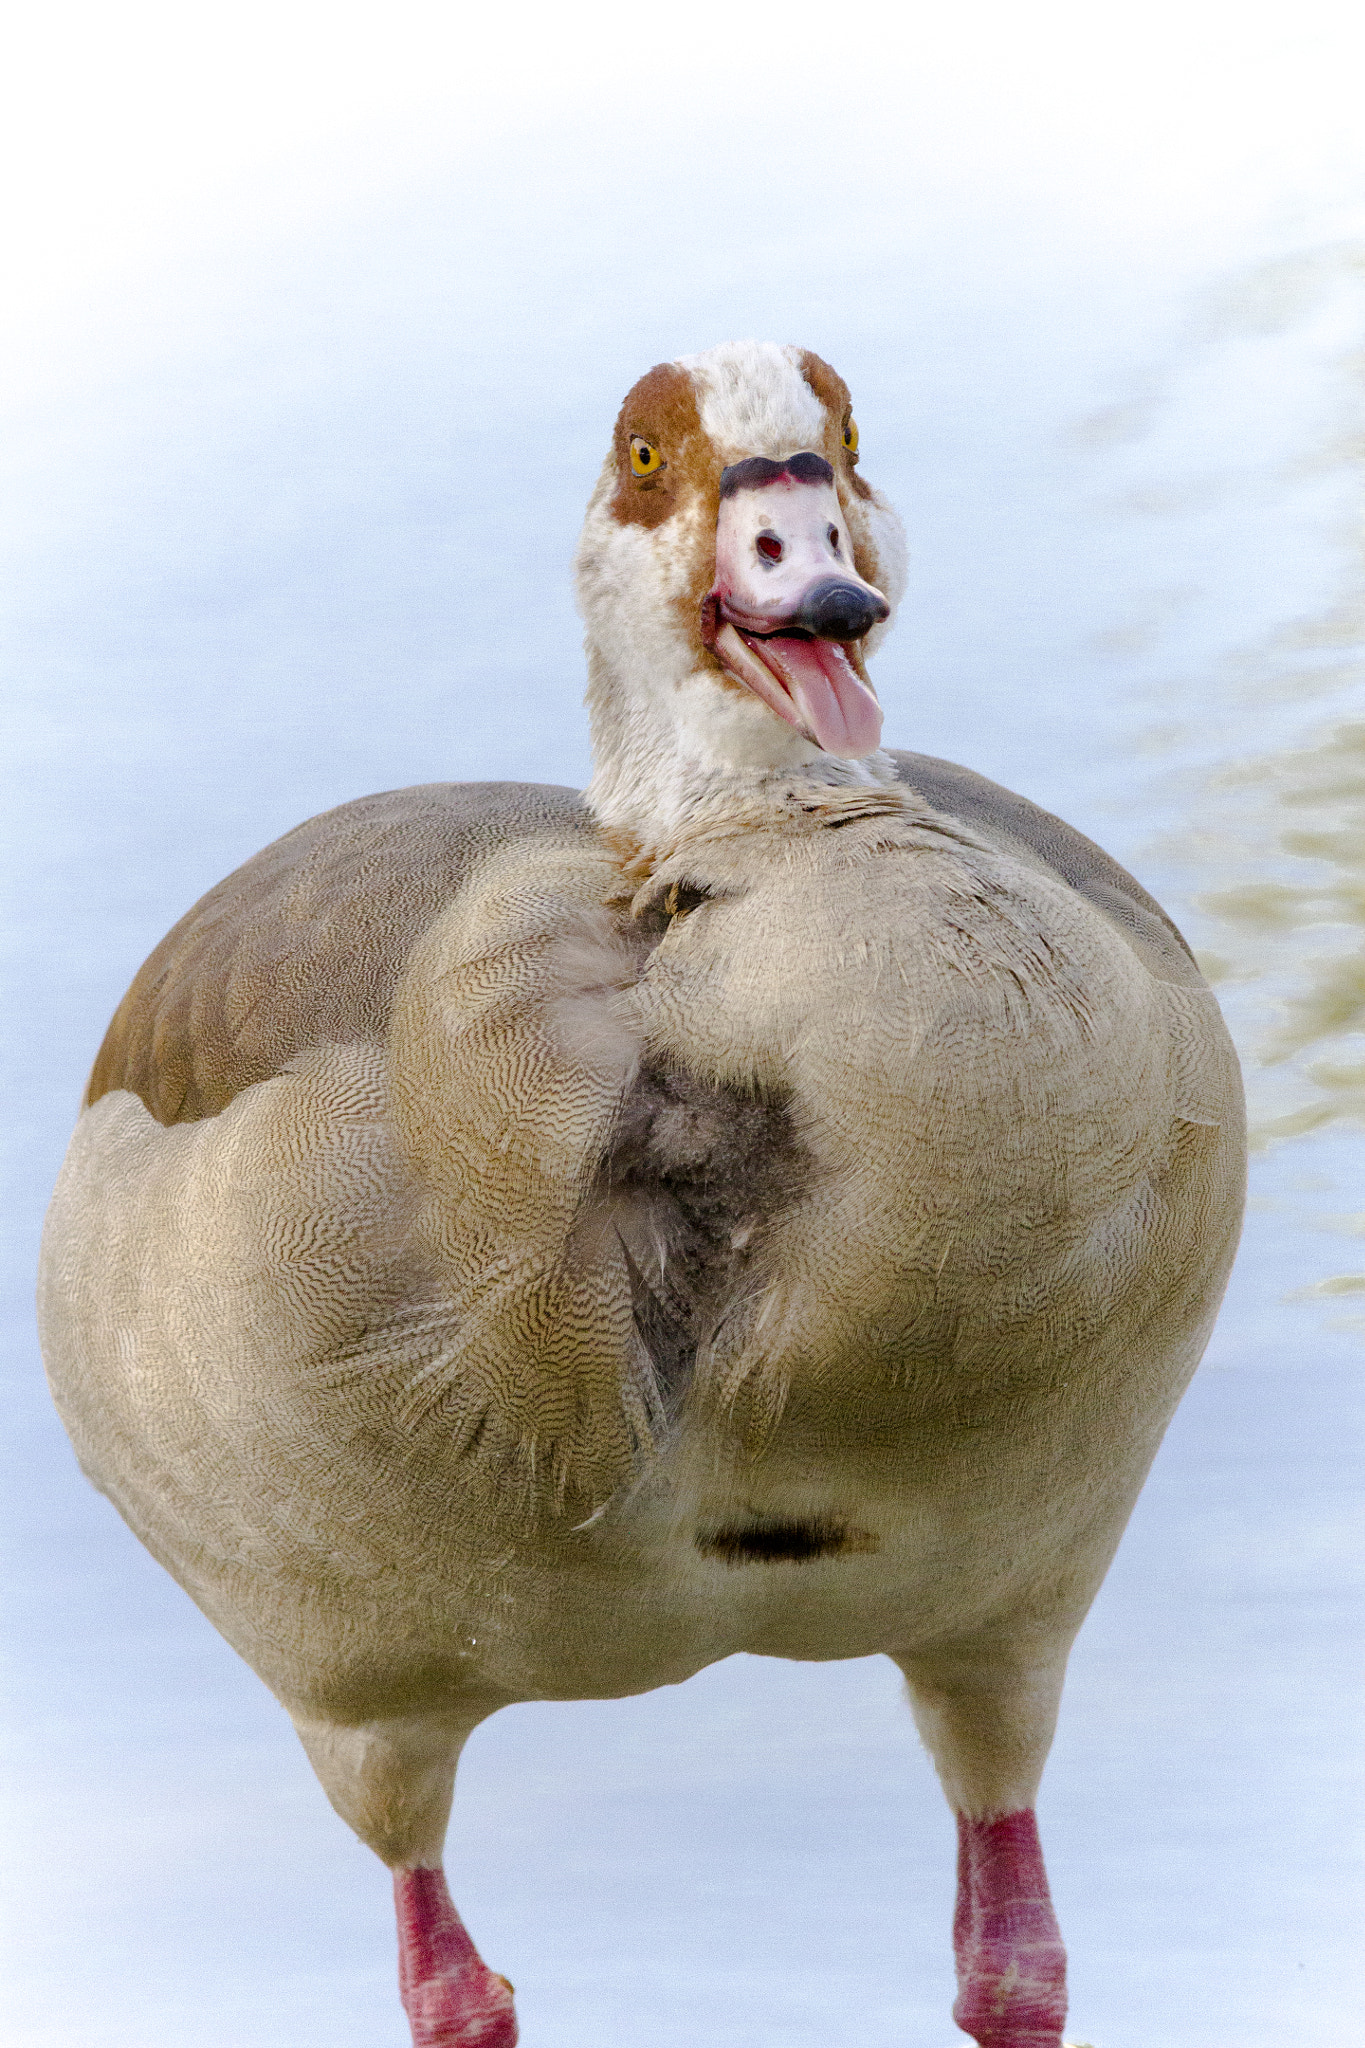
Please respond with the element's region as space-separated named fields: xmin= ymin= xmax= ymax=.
xmin=799 ymin=577 xmax=889 ymax=641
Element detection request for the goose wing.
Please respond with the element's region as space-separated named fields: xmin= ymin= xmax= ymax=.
xmin=86 ymin=780 xmax=596 ymax=1126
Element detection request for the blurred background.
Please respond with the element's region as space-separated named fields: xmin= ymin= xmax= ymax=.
xmin=2 ymin=3 xmax=1361 ymax=2043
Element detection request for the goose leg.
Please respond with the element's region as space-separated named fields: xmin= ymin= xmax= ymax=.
xmin=949 ymin=1806 xmax=1066 ymax=2048
xmin=394 ymin=1865 xmax=518 ymax=2048
xmin=290 ymin=1703 xmax=518 ymax=2047
xmin=894 ymin=1643 xmax=1069 ymax=2048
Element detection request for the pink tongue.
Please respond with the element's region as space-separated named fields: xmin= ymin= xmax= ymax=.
xmin=744 ymin=634 xmax=883 ymax=758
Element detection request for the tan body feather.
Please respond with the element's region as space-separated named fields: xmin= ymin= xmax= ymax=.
xmin=39 ymin=756 xmax=1244 ymax=1856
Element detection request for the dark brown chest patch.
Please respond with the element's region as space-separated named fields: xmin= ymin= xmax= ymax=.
xmin=603 ymin=1060 xmax=807 ymax=1413
xmin=695 ymin=1517 xmax=880 ymax=1565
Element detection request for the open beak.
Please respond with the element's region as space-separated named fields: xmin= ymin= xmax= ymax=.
xmin=701 ymin=452 xmax=890 ymax=759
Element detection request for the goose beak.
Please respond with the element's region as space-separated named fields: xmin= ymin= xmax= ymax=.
xmin=702 ymin=452 xmax=889 ymax=759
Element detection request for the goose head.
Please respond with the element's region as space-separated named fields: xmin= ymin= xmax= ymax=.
xmin=577 ymin=340 xmax=908 ymax=856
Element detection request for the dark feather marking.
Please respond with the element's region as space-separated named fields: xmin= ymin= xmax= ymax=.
xmin=696 ymin=1517 xmax=880 ymax=1565
xmin=601 ymin=1064 xmax=808 ymax=1413
xmin=617 ymin=1234 xmax=694 ymax=1409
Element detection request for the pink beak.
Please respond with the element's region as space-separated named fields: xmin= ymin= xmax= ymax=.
xmin=702 ymin=452 xmax=890 ymax=759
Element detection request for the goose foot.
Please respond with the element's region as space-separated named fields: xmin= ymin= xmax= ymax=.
xmin=951 ymin=1809 xmax=1067 ymax=2048
xmin=394 ymin=1867 xmax=518 ymax=2048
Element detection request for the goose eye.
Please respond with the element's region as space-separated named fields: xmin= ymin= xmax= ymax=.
xmin=630 ymin=436 xmax=664 ymax=477
xmin=842 ymin=418 xmax=859 ymax=457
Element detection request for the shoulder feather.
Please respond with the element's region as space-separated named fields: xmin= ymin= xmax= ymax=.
xmin=86 ymin=781 xmax=595 ymax=1125
xmin=888 ymin=750 xmax=1203 ymax=987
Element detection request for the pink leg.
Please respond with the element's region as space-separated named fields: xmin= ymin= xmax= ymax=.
xmin=394 ymin=1867 xmax=518 ymax=2048
xmin=952 ymin=1809 xmax=1067 ymax=2048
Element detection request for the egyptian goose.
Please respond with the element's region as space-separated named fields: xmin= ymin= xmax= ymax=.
xmin=38 ymin=340 xmax=1246 ymax=2048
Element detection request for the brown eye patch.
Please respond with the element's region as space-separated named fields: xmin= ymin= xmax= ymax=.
xmin=798 ymin=348 xmax=872 ymax=502
xmin=608 ymin=362 xmax=704 ymax=531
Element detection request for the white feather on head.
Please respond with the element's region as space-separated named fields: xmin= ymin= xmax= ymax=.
xmin=577 ymin=340 xmax=908 ymax=863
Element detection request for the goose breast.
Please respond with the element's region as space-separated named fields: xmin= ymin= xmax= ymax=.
xmin=40 ymin=762 xmax=1242 ymax=1712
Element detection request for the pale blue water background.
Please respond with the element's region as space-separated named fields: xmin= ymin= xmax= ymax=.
xmin=3 ymin=21 xmax=1363 ymax=2046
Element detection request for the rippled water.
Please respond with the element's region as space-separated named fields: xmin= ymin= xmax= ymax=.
xmin=1088 ymin=241 xmax=1365 ymax=1306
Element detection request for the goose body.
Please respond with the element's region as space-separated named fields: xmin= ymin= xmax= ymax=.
xmin=39 ymin=342 xmax=1245 ymax=2047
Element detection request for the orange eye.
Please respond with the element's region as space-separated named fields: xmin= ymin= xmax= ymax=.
xmin=630 ymin=436 xmax=664 ymax=477
xmin=842 ymin=417 xmax=859 ymax=457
